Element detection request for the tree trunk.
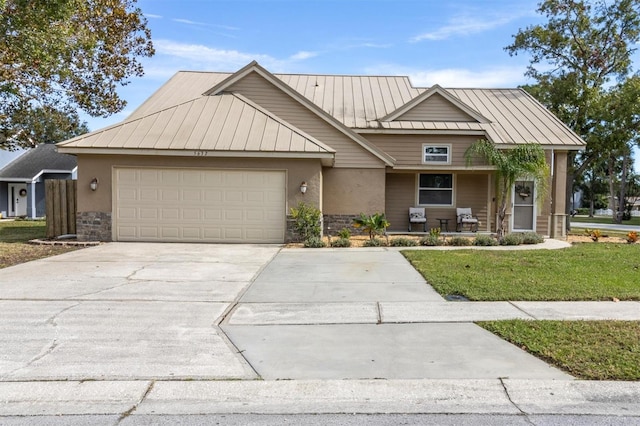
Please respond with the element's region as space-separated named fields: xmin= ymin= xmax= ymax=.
xmin=618 ymin=154 xmax=629 ymax=223
xmin=607 ymin=157 xmax=618 ymax=223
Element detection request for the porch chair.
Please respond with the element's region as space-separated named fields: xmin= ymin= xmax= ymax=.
xmin=456 ymin=207 xmax=479 ymax=232
xmin=408 ymin=207 xmax=427 ymax=232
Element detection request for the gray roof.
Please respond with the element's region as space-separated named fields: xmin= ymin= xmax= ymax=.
xmin=0 ymin=144 xmax=77 ymax=180
xmin=59 ymin=62 xmax=586 ymax=153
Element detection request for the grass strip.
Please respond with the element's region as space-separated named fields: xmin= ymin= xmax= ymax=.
xmin=479 ymin=320 xmax=640 ymax=380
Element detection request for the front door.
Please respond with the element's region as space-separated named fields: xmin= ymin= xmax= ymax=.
xmin=512 ymin=180 xmax=535 ymax=232
xmin=8 ymin=183 xmax=28 ymax=217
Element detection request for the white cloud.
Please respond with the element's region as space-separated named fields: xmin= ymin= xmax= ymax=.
xmin=290 ymin=51 xmax=318 ymax=60
xmin=145 ymin=13 xmax=162 ymax=19
xmin=152 ymin=40 xmax=317 ymax=73
xmin=173 ymin=18 xmax=206 ymax=26
xmin=365 ymin=64 xmax=529 ymax=88
xmin=411 ymin=7 xmax=536 ymax=42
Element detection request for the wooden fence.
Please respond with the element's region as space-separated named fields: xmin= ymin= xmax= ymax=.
xmin=45 ymin=179 xmax=77 ymax=238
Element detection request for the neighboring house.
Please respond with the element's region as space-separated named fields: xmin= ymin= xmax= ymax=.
xmin=57 ymin=61 xmax=585 ymax=243
xmin=0 ymin=144 xmax=77 ymax=219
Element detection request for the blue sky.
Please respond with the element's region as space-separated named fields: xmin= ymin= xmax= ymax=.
xmin=80 ymin=0 xmax=639 ymax=168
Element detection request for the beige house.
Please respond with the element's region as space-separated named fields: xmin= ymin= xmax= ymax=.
xmin=57 ymin=61 xmax=585 ymax=243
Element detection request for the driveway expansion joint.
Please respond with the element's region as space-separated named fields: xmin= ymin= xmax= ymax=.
xmin=508 ymin=301 xmax=539 ymax=320
xmin=117 ymin=380 xmax=155 ymax=423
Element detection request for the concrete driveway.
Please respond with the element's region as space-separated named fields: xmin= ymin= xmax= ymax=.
xmin=0 ymin=243 xmax=279 ymax=381
xmin=0 ymin=243 xmax=568 ymax=384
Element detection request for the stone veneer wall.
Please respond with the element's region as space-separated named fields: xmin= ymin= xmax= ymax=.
xmin=323 ymin=214 xmax=364 ymax=237
xmin=77 ymin=212 xmax=112 ymax=242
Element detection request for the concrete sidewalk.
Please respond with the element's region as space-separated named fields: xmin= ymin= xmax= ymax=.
xmin=0 ymin=242 xmax=638 ymax=422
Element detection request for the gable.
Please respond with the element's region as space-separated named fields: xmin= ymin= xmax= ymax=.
xmin=223 ymin=70 xmax=389 ymax=168
xmin=395 ymin=92 xmax=477 ymax=122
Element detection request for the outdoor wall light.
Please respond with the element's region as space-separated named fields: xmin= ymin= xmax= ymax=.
xmin=90 ymin=177 xmax=99 ymax=191
xmin=300 ymin=181 xmax=308 ymax=194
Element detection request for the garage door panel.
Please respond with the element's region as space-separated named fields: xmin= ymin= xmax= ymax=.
xmin=115 ymin=168 xmax=285 ymax=243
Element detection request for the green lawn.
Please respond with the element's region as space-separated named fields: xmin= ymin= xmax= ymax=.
xmin=571 ymin=215 xmax=640 ymax=226
xmin=0 ymin=220 xmax=79 ymax=268
xmin=403 ymin=243 xmax=640 ymax=301
xmin=480 ymin=320 xmax=640 ymax=380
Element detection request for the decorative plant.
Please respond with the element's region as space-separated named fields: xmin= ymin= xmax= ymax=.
xmin=352 ymin=212 xmax=390 ymax=240
xmin=515 ymin=183 xmax=532 ymax=199
xmin=337 ymin=228 xmax=351 ymax=239
xmin=290 ymin=202 xmax=322 ymax=243
xmin=626 ymin=231 xmax=638 ymax=244
xmin=585 ymin=228 xmax=602 ymax=242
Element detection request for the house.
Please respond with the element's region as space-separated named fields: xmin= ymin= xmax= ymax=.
xmin=56 ymin=61 xmax=585 ymax=243
xmin=0 ymin=144 xmax=77 ymax=219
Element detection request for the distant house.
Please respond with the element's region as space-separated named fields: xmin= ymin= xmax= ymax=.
xmin=57 ymin=61 xmax=585 ymax=242
xmin=0 ymin=144 xmax=77 ymax=219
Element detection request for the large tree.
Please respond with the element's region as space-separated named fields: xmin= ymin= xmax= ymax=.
xmin=1 ymin=0 xmax=154 ymax=150
xmin=506 ymin=0 xmax=640 ymax=220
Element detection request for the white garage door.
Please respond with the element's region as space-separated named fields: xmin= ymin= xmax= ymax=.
xmin=114 ymin=168 xmax=286 ymax=243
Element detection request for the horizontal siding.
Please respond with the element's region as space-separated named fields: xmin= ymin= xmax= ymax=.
xmin=365 ymin=134 xmax=486 ymax=168
xmin=229 ymin=73 xmax=384 ymax=168
xmin=386 ymin=172 xmax=491 ymax=232
xmin=397 ymin=93 xmax=476 ymax=122
xmin=456 ymin=174 xmax=489 ymax=232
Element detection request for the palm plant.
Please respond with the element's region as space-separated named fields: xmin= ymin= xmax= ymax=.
xmin=465 ymin=140 xmax=549 ymax=241
xmin=352 ymin=212 xmax=390 ymax=240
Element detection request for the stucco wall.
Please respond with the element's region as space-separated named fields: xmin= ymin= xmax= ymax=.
xmin=322 ymin=168 xmax=386 ymax=215
xmin=76 ymin=155 xmax=323 ymax=214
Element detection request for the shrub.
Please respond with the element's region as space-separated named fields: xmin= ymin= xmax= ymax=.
xmin=363 ymin=238 xmax=387 ymax=247
xmin=501 ymin=233 xmax=523 ymax=246
xmin=473 ymin=234 xmax=498 ymax=246
xmin=304 ymin=236 xmax=326 ymax=248
xmin=389 ymin=237 xmax=418 ymax=247
xmin=330 ymin=237 xmax=351 ymax=247
xmin=290 ymin=202 xmax=322 ymax=241
xmin=448 ymin=236 xmax=472 ymax=246
xmin=521 ymin=232 xmax=544 ymax=244
xmin=337 ymin=228 xmax=351 ymax=239
xmin=419 ymin=235 xmax=444 ymax=246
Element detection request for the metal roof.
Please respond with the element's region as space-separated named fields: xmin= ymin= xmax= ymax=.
xmin=58 ymin=92 xmax=336 ymax=162
xmin=0 ymin=144 xmax=76 ymax=180
xmin=127 ymin=68 xmax=585 ymax=148
xmin=61 ymin=63 xmax=585 ymax=156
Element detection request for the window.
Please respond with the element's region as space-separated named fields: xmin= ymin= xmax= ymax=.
xmin=418 ymin=173 xmax=453 ymax=206
xmin=423 ymin=144 xmax=451 ymax=164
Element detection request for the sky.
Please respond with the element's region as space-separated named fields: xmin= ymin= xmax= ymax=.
xmin=79 ymin=0 xmax=640 ymax=168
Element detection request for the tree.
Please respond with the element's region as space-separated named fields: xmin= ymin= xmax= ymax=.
xmin=505 ymin=0 xmax=640 ymax=222
xmin=1 ymin=0 xmax=154 ymax=150
xmin=465 ymin=140 xmax=550 ymax=241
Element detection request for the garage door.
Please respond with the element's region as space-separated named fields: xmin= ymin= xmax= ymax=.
xmin=114 ymin=168 xmax=286 ymax=243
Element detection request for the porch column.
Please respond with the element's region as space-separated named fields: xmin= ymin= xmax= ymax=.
xmin=550 ymin=151 xmax=568 ymax=238
xmin=30 ymin=181 xmax=37 ymax=219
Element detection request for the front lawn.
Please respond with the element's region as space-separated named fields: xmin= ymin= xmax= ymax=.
xmin=480 ymin=320 xmax=640 ymax=380
xmin=0 ymin=220 xmax=79 ymax=269
xmin=403 ymin=243 xmax=640 ymax=301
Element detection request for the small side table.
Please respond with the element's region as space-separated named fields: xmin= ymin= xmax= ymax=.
xmin=436 ymin=218 xmax=450 ymax=232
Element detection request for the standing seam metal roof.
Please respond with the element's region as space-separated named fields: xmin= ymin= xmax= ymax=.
xmin=65 ymin=67 xmax=585 ymax=151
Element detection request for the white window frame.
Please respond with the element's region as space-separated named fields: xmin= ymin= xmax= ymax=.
xmin=417 ymin=173 xmax=454 ymax=207
xmin=422 ymin=144 xmax=451 ymax=165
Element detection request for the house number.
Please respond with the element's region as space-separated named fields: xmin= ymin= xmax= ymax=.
xmin=193 ymin=151 xmax=207 ymax=156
